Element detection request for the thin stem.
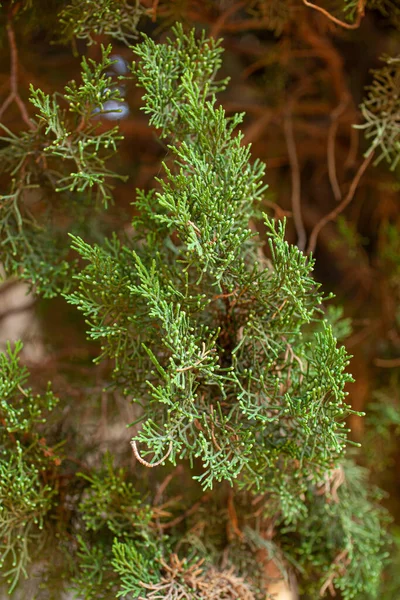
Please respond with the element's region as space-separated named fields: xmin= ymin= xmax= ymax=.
xmin=302 ymin=0 xmax=366 ymax=30
xmin=327 ymin=95 xmax=349 ymax=201
xmin=158 ymin=494 xmax=210 ymax=529
xmin=209 ymin=1 xmax=245 ymax=39
xmin=151 ymin=0 xmax=159 ymax=22
xmin=345 ymin=125 xmax=359 ymax=169
xmin=153 ymin=466 xmax=183 ymax=506
xmin=0 ymin=21 xmax=35 ymax=129
xmin=284 ymin=111 xmax=307 ymax=251
xmin=374 ymin=357 xmax=400 ymax=368
xmin=307 ymin=151 xmax=374 ymax=255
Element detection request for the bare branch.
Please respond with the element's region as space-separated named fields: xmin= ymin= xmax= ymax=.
xmin=307 ymin=151 xmax=374 ymax=255
xmin=327 ymin=96 xmax=350 ymax=201
xmin=0 ymin=21 xmax=35 ymax=129
xmin=284 ymin=111 xmax=307 ymax=251
xmin=374 ymin=357 xmax=400 ymax=368
xmin=303 ymin=0 xmax=366 ymax=30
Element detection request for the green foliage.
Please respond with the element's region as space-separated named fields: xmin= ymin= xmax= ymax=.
xmin=58 ymin=0 xmax=145 ymax=46
xmin=28 ymin=48 xmax=124 ymax=202
xmin=379 ymin=527 xmax=400 ymax=600
xmin=380 ymin=221 xmax=400 ymax=300
xmin=363 ymin=378 xmax=400 ymax=473
xmin=324 ymin=305 xmax=353 ymax=342
xmin=0 ymin=342 xmax=60 ymax=594
xmin=111 ymin=539 xmax=161 ymax=597
xmin=334 ymin=216 xmax=368 ymax=258
xmin=357 ymin=55 xmax=400 ymax=169
xmin=68 ymin=25 xmax=357 ymax=510
xmin=133 ymin=24 xmax=230 ymax=138
xmin=344 ymin=0 xmax=363 ymax=20
xmin=0 ymin=45 xmax=125 ymax=296
xmin=0 ymin=342 xmax=57 ymax=434
xmin=0 ymin=444 xmax=58 ymax=594
xmin=72 ymin=535 xmax=117 ymax=600
xmin=78 ymin=453 xmax=153 ymax=536
xmin=71 ymin=454 xmax=162 ymax=599
xmin=281 ymin=461 xmax=390 ymax=599
xmin=70 ymin=456 xmax=390 ymax=600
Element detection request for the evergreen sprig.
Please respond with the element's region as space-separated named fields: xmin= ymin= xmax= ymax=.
xmin=0 ymin=341 xmax=57 ymax=434
xmin=67 ymin=26 xmax=358 ymax=507
xmin=0 ymin=45 xmax=125 ymax=296
xmin=281 ymin=461 xmax=391 ymax=599
xmin=58 ymin=0 xmax=145 ymax=46
xmin=0 ymin=444 xmax=58 ymax=593
xmin=356 ymin=55 xmax=400 ymax=169
xmin=71 ymin=454 xmax=162 ymax=599
xmin=0 ymin=342 xmax=60 ymax=594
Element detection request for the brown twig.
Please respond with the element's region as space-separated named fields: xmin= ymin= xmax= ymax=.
xmin=153 ymin=466 xmax=184 ymax=506
xmin=283 ymin=111 xmax=307 ymax=251
xmin=209 ymin=405 xmax=222 ymax=451
xmin=130 ymin=439 xmax=172 ymax=468
xmin=327 ymin=95 xmax=350 ymax=201
xmin=176 ymin=342 xmax=213 ymax=372
xmin=307 ymin=151 xmax=374 ymax=255
xmin=299 ymin=18 xmax=347 ymax=102
xmin=302 ymin=0 xmax=366 ymax=30
xmin=263 ymin=200 xmax=292 ymax=220
xmin=345 ymin=126 xmax=359 ymax=169
xmin=242 ymin=110 xmax=272 ymax=145
xmin=17 ymin=383 xmax=28 ymax=397
xmin=151 ymin=0 xmax=160 ymax=22
xmin=0 ymin=21 xmax=35 ymax=129
xmin=319 ymin=548 xmax=350 ymax=596
xmin=374 ymin=357 xmax=400 ymax=368
xmin=213 ymin=16 xmax=278 ymax=32
xmin=209 ymin=1 xmax=245 ymax=39
xmin=213 ymin=288 xmax=239 ymax=301
xmin=227 ymin=489 xmax=244 ymax=540
xmin=158 ymin=494 xmax=210 ymax=530
xmin=271 ymin=299 xmax=288 ymax=321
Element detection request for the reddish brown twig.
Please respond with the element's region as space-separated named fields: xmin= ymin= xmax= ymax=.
xmin=212 ymin=16 xmax=278 ymax=32
xmin=345 ymin=126 xmax=360 ymax=169
xmin=319 ymin=548 xmax=350 ymax=596
xmin=327 ymin=95 xmax=350 ymax=201
xmin=158 ymin=494 xmax=210 ymax=530
xmin=374 ymin=357 xmax=400 ymax=368
xmin=209 ymin=1 xmax=245 ymax=39
xmin=242 ymin=110 xmax=272 ymax=145
xmin=227 ymin=489 xmax=244 ymax=540
xmin=303 ymin=0 xmax=366 ymax=30
xmin=153 ymin=467 xmax=184 ymax=506
xmin=0 ymin=21 xmax=35 ymax=129
xmin=213 ymin=288 xmax=239 ymax=301
xmin=263 ymin=200 xmax=292 ymax=220
xmin=151 ymin=0 xmax=160 ymax=22
xmin=299 ymin=18 xmax=347 ymax=102
xmin=284 ymin=111 xmax=307 ymax=251
xmin=307 ymin=151 xmax=374 ymax=255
